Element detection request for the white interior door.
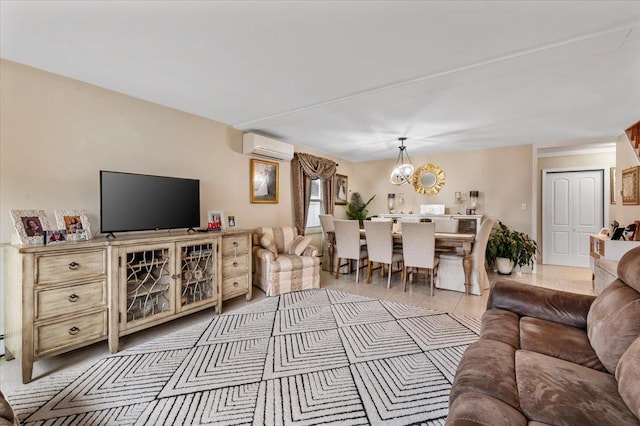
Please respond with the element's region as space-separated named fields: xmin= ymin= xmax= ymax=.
xmin=543 ymin=169 xmax=604 ymax=267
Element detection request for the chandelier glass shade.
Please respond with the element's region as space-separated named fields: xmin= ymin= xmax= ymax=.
xmin=390 ymin=137 xmax=414 ymax=185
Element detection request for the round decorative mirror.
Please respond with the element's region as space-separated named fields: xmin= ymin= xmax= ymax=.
xmin=413 ymin=163 xmax=445 ymax=195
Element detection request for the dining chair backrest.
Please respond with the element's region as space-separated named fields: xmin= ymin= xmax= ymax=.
xmin=319 ymin=214 xmax=335 ymax=233
xmin=333 ymin=220 xmax=362 ymax=260
xmin=401 ymin=222 xmax=437 ymax=269
xmin=364 ymin=221 xmax=394 ymax=263
xmin=472 ymin=217 xmax=495 ymax=265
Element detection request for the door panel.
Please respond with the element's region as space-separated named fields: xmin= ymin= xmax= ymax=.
xmin=544 ymin=170 xmax=604 ymax=267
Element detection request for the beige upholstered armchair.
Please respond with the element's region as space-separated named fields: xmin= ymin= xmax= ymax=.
xmin=253 ymin=227 xmax=321 ymax=296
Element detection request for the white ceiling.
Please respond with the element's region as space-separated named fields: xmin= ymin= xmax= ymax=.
xmin=2 ymin=1 xmax=639 ymax=162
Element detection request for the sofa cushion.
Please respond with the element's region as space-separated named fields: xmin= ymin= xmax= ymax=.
xmin=618 ymin=245 xmax=640 ymax=292
xmin=616 ymin=336 xmax=640 ymax=419
xmin=519 ymin=317 xmax=606 ymax=372
xmin=445 ymin=393 xmax=527 ymax=426
xmin=515 ymin=350 xmax=637 ymax=426
xmin=268 ymin=254 xmax=320 ymax=273
xmin=480 ymin=309 xmax=520 ymax=349
xmin=288 ymin=235 xmax=312 ymax=256
xmin=449 ymin=340 xmax=519 ymax=410
xmin=587 ymin=279 xmax=640 ymax=373
xmin=260 ymin=233 xmax=278 ymax=257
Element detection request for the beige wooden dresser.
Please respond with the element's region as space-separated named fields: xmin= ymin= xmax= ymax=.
xmin=3 ymin=229 xmax=252 ymax=383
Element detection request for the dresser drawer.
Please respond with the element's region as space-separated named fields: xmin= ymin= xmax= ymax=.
xmin=222 ymin=274 xmax=249 ymax=301
xmin=35 ymin=310 xmax=107 ymax=357
xmin=222 ymin=235 xmax=249 ymax=255
xmin=36 ymin=280 xmax=107 ymax=320
xmin=222 ymin=254 xmax=249 ymax=276
xmin=36 ymin=250 xmax=107 ymax=285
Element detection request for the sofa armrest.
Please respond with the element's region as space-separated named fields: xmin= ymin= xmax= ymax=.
xmin=487 ymin=281 xmax=596 ymax=329
xmin=302 ymin=245 xmax=318 ymax=257
xmin=254 ymin=247 xmax=276 ymax=262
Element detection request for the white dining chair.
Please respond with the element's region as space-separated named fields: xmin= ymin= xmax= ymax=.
xmin=401 ymin=222 xmax=439 ymax=295
xmin=364 ymin=221 xmax=404 ymax=288
xmin=333 ymin=219 xmax=368 ymax=283
xmin=437 ymin=217 xmax=496 ymax=295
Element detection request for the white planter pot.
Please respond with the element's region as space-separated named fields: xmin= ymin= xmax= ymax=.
xmin=496 ymin=257 xmax=515 ymax=275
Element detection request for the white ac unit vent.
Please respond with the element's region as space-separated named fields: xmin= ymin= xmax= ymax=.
xmin=242 ymin=133 xmax=294 ymax=161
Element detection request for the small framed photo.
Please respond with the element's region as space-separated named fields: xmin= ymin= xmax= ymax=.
xmin=335 ymin=174 xmax=348 ymax=205
xmin=250 ymin=159 xmax=279 ymax=203
xmin=622 ymin=166 xmax=639 ymax=205
xmin=207 ymin=210 xmax=225 ymax=231
xmin=10 ymin=209 xmax=51 ymax=245
xmin=55 ymin=209 xmax=92 ymax=241
xmin=45 ymin=229 xmax=68 ymax=245
xmin=228 ymin=215 xmax=236 ymax=228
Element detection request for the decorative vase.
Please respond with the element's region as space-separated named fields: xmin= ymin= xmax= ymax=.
xmin=496 ymin=257 xmax=515 ymax=275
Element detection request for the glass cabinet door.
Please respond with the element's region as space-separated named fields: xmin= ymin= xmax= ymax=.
xmin=121 ymin=244 xmax=175 ymax=329
xmin=176 ymin=240 xmax=217 ymax=313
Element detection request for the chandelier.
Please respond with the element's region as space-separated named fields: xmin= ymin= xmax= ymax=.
xmin=389 ymin=137 xmax=414 ymax=185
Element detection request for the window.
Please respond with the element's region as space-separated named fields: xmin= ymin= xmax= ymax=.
xmin=305 ymin=179 xmax=323 ymax=229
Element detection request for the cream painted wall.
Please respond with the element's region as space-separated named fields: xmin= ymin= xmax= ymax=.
xmin=0 ymin=60 xmax=350 ymax=335
xmin=347 ymin=145 xmax=535 ymax=236
xmin=536 ymin=151 xmax=616 ymax=251
xmin=0 ymin=59 xmax=305 ymax=243
xmin=615 ymin=132 xmax=640 ymax=226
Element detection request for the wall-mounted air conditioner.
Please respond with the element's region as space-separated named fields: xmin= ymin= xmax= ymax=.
xmin=242 ymin=133 xmax=294 ymax=161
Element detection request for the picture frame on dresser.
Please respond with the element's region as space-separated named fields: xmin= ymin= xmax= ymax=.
xmin=10 ymin=209 xmax=51 ymax=244
xmin=207 ymin=210 xmax=225 ymax=231
xmin=44 ymin=229 xmax=68 ymax=245
xmin=621 ymin=166 xmax=639 ymax=205
xmin=55 ymin=209 xmax=92 ymax=240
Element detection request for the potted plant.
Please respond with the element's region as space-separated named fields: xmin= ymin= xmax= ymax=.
xmin=345 ymin=192 xmax=376 ymax=228
xmin=486 ymin=221 xmax=538 ymax=274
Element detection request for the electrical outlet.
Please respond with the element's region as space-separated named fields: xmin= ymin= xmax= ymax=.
xmin=521 ymin=203 xmax=527 ymax=210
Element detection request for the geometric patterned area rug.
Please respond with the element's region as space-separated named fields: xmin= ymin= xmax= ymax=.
xmin=6 ymin=289 xmax=480 ymax=425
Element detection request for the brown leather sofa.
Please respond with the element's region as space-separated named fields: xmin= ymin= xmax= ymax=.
xmin=0 ymin=391 xmax=17 ymax=426
xmin=447 ymin=246 xmax=640 ymax=425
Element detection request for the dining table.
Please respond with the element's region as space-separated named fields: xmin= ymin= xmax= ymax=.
xmin=327 ymin=229 xmax=476 ymax=295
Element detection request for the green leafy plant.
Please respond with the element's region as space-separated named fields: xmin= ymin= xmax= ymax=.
xmin=345 ymin=192 xmax=376 ymax=227
xmin=486 ymin=221 xmax=538 ymax=269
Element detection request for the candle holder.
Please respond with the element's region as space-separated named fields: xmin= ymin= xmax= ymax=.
xmin=455 ymin=192 xmax=465 ymax=214
xmin=468 ymin=190 xmax=479 ymax=214
xmin=387 ymin=193 xmax=396 ymax=213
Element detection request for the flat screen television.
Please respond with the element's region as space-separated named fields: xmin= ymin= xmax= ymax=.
xmin=100 ymin=171 xmax=200 ymax=236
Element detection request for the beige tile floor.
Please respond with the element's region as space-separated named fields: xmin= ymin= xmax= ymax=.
xmin=0 ymin=263 xmax=594 ymax=395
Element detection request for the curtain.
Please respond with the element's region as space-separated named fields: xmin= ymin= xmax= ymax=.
xmin=292 ymin=152 xmax=337 ymax=235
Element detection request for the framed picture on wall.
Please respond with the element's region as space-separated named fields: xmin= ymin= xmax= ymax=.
xmin=335 ymin=174 xmax=348 ymax=205
xmin=55 ymin=209 xmax=92 ymax=241
xmin=610 ymin=167 xmax=616 ymax=204
xmin=10 ymin=209 xmax=51 ymax=245
xmin=250 ymin=159 xmax=279 ymax=203
xmin=622 ymin=166 xmax=639 ymax=205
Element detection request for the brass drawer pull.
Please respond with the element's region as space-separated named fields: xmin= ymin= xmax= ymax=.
xmin=233 ymin=282 xmax=238 ymax=287
xmin=233 ymin=242 xmax=238 ymax=247
xmin=68 ymin=294 xmax=79 ymax=302
xmin=68 ymin=262 xmax=80 ymax=270
xmin=68 ymin=326 xmax=80 ymax=335
xmin=233 ymin=262 xmax=238 ymax=267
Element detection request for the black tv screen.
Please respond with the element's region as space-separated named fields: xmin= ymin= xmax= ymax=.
xmin=100 ymin=171 xmax=200 ymax=234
